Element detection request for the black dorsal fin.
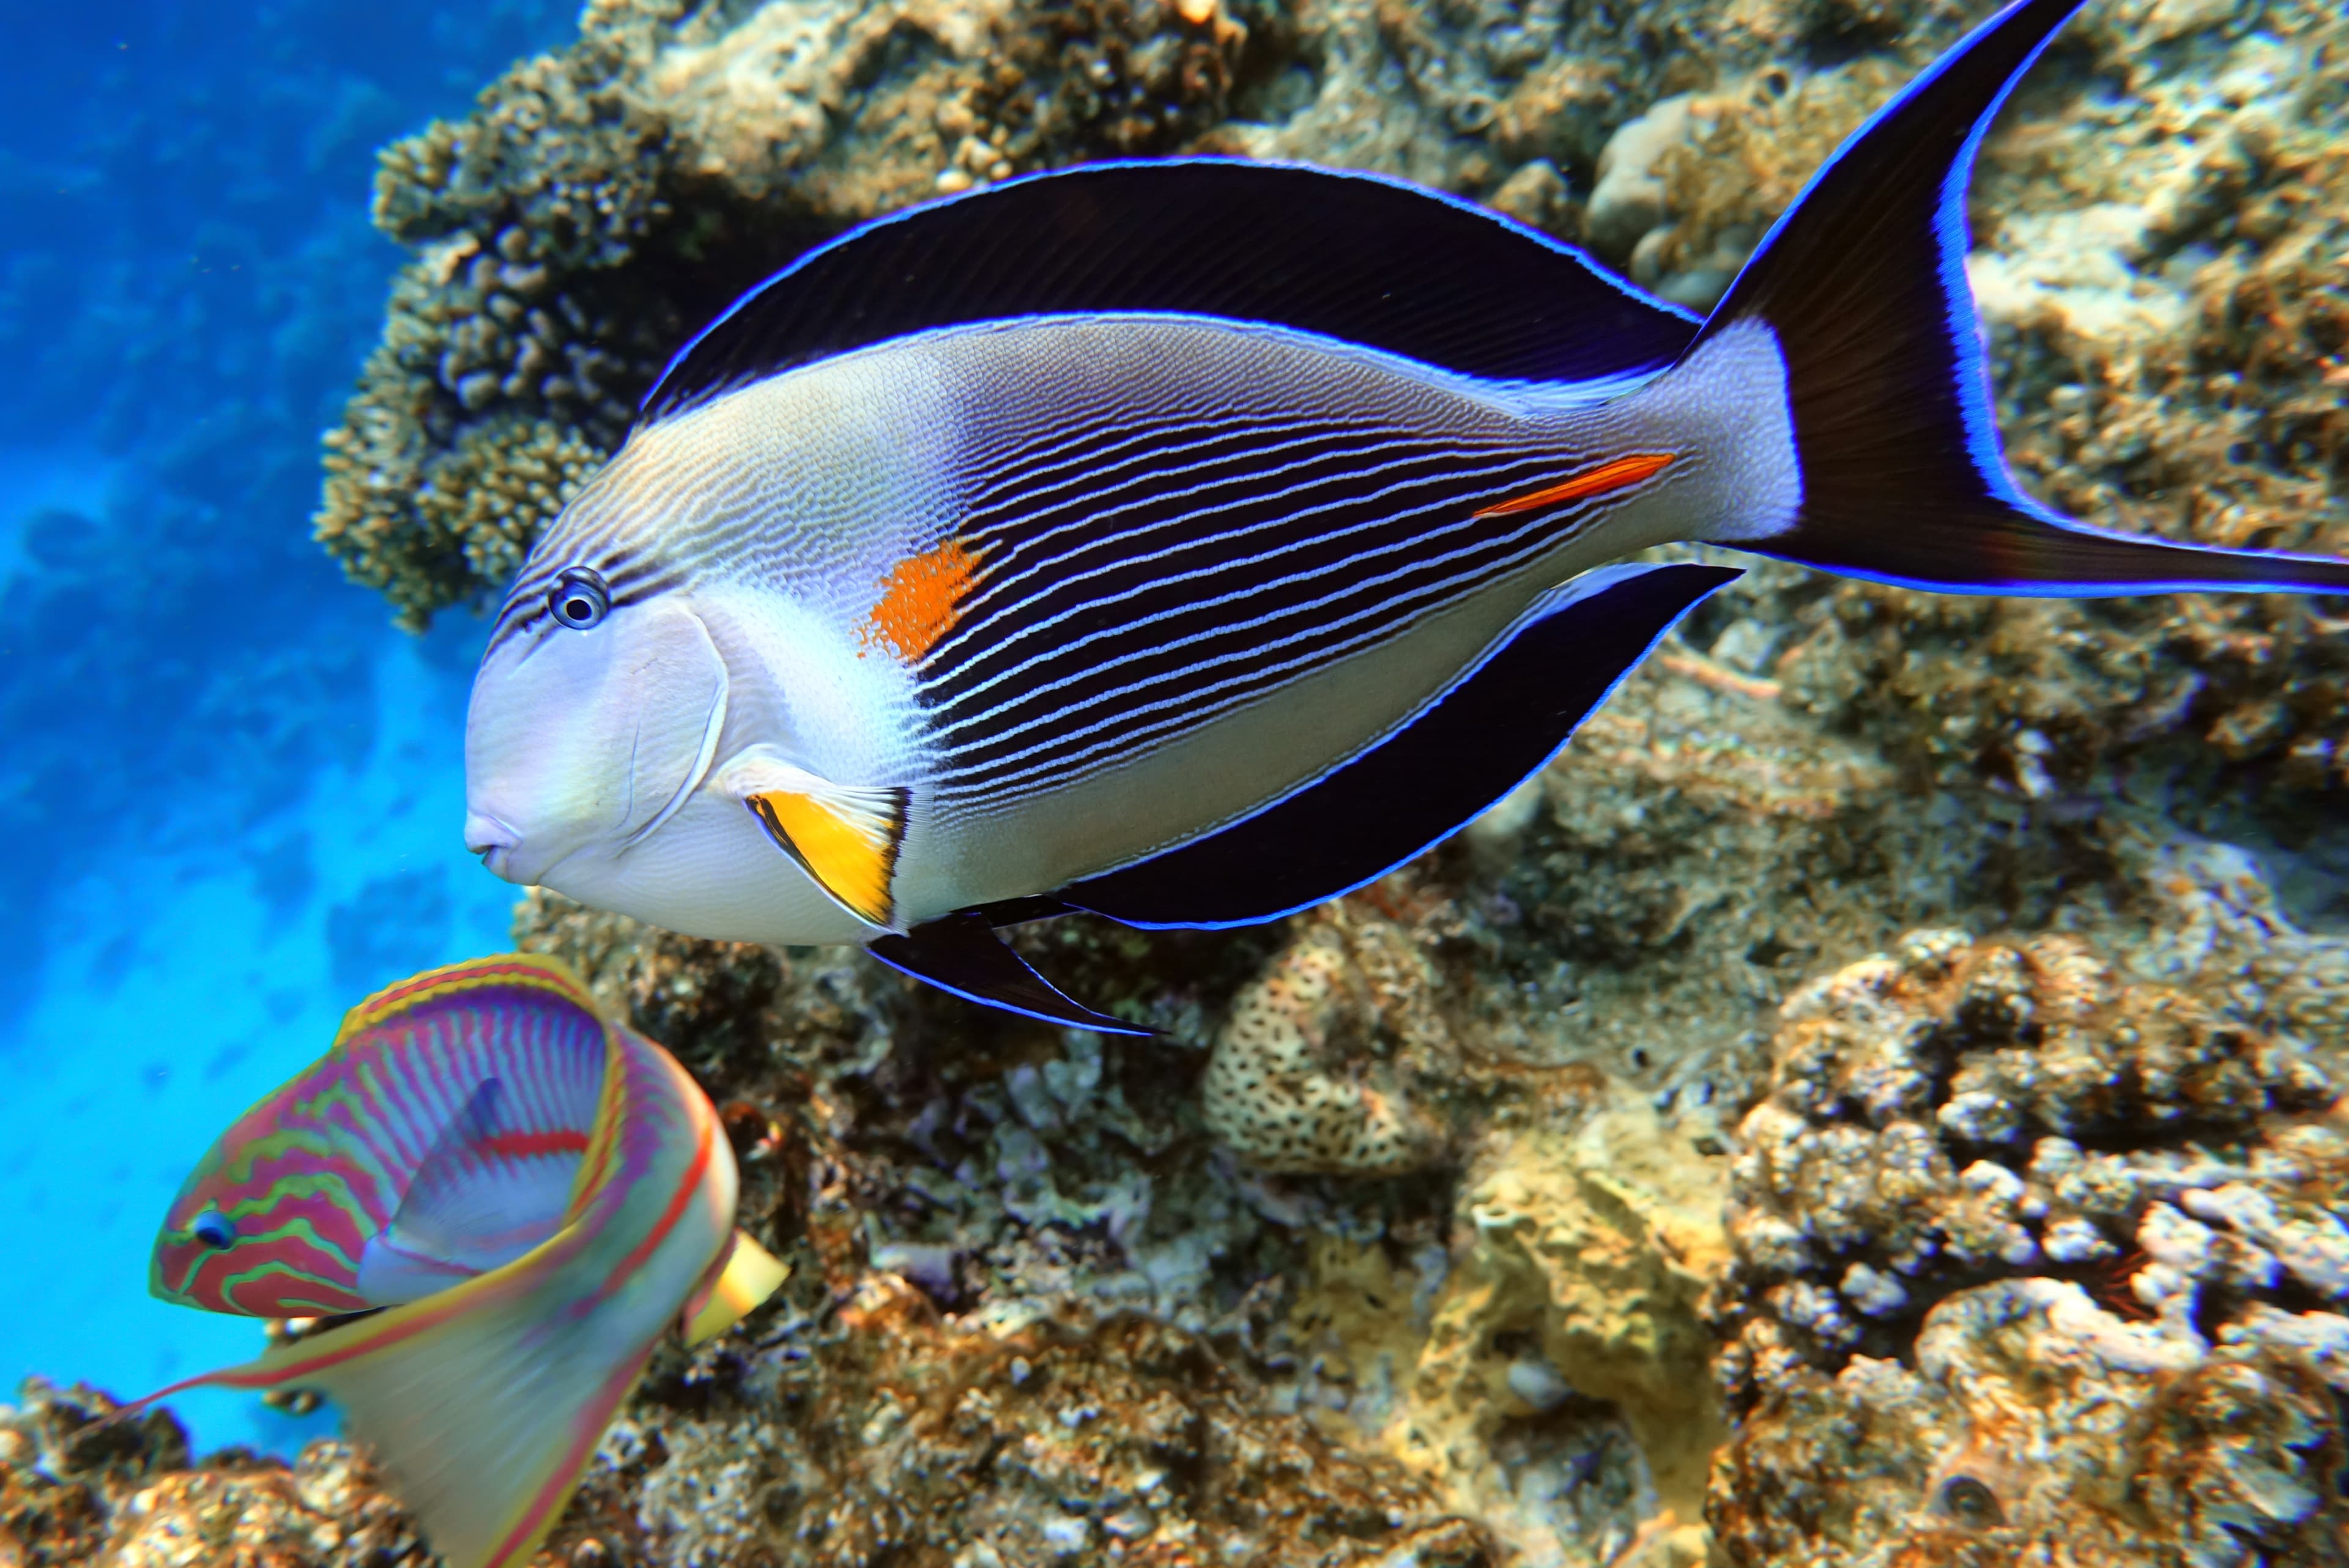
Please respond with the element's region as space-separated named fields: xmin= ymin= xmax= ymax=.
xmin=1061 ymin=563 xmax=1741 ymax=929
xmin=642 ymin=159 xmax=1700 ymax=424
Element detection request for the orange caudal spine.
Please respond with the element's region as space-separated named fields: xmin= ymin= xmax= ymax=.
xmin=1475 ymin=452 xmax=1677 ymax=519
xmin=859 ymin=538 xmax=981 ymax=662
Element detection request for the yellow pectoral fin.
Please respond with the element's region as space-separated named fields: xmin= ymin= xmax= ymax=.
xmin=681 ymin=1229 xmax=791 ymax=1347
xmin=743 ymin=781 xmax=909 ymax=929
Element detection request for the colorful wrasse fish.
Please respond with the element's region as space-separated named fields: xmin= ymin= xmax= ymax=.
xmin=462 ymin=0 xmax=2349 ymax=1032
xmin=137 ymin=954 xmax=788 ymax=1568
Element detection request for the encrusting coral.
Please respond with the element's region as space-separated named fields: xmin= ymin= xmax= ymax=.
xmin=1705 ymin=855 xmax=2349 ymax=1566
xmin=1203 ymin=910 xmax=1450 ymax=1174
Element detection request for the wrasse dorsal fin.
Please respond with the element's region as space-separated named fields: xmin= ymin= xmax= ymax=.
xmin=1693 ymin=0 xmax=2349 ymax=595
xmin=1063 ymin=562 xmax=1740 ymax=929
xmin=723 ymin=754 xmax=910 ymax=929
xmin=265 ymin=1269 xmax=651 ymax=1568
xmin=639 ymin=160 xmax=1699 ymax=426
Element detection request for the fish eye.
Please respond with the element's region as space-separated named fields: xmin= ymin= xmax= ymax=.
xmin=547 ymin=567 xmax=610 ymax=631
xmin=190 ymin=1208 xmax=236 ymax=1249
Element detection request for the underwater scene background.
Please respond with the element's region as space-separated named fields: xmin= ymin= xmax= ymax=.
xmin=4 ymin=0 xmax=2349 ymax=1565
xmin=0 ymin=0 xmax=577 ymax=1455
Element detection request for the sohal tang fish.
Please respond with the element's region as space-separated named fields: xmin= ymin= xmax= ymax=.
xmin=464 ymin=0 xmax=2349 ymax=1031
xmin=139 ymin=954 xmax=787 ymax=1568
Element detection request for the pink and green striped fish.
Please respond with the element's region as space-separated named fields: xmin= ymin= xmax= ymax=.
xmin=138 ymin=953 xmax=787 ymax=1568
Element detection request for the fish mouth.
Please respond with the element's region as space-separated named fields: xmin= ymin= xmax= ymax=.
xmin=464 ymin=811 xmax=533 ymax=883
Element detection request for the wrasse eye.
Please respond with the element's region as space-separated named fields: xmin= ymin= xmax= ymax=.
xmin=190 ymin=1208 xmax=236 ymax=1249
xmin=548 ymin=567 xmax=610 ymax=631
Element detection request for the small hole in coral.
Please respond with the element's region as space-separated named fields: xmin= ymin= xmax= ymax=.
xmin=1939 ymin=1474 xmax=2003 ymax=1528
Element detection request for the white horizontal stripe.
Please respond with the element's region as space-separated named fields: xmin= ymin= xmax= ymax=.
xmin=929 ymin=447 xmax=1563 ymax=723
xmin=932 ymin=489 xmax=1607 ymax=784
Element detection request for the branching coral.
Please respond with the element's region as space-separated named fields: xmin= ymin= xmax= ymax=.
xmin=313 ymin=0 xmax=1263 ymax=628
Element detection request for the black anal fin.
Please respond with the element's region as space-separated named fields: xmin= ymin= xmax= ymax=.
xmin=1064 ymin=562 xmax=1741 ymax=929
xmin=868 ymin=912 xmax=1152 ymax=1036
xmin=973 ymin=895 xmax=1078 ymax=927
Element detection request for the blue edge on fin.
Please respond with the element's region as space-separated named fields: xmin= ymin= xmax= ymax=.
xmin=1066 ymin=562 xmax=1742 ymax=931
xmin=869 ymin=563 xmax=1739 ymax=1035
xmin=851 ymin=0 xmax=2349 ymax=1028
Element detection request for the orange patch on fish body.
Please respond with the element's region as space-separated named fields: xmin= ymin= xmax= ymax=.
xmin=1474 ymin=451 xmax=1678 ymax=519
xmin=860 ymin=540 xmax=979 ymax=662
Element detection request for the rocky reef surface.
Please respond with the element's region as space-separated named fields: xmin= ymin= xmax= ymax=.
xmin=12 ymin=0 xmax=2349 ymax=1564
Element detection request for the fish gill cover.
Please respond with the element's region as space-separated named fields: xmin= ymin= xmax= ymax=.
xmin=6 ymin=0 xmax=2349 ymax=1566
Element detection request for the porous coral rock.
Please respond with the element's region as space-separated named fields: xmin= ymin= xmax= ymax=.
xmin=0 ymin=1380 xmax=425 ymax=1568
xmin=1204 ymin=910 xmax=1450 ymax=1173
xmin=612 ymin=1279 xmax=1494 ymax=1567
xmin=1415 ymin=1091 xmax=1729 ymax=1535
xmin=1706 ymin=882 xmax=2349 ymax=1565
xmin=1713 ymin=922 xmax=2337 ymax=1404
xmin=1263 ymin=1085 xmax=1729 ymax=1568
xmin=1711 ymin=1276 xmax=2349 ymax=1567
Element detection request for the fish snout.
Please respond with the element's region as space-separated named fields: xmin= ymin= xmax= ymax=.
xmin=464 ymin=811 xmax=529 ymax=883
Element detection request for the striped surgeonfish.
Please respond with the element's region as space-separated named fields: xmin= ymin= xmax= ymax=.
xmin=136 ymin=954 xmax=788 ymax=1568
xmin=462 ymin=0 xmax=2349 ymax=1032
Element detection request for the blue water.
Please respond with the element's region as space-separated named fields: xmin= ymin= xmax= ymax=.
xmin=0 ymin=2 xmax=576 ymax=1454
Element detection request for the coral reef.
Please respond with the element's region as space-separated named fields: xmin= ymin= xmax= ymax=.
xmin=315 ymin=0 xmax=1267 ymax=626
xmin=1705 ymin=866 xmax=2349 ymax=1566
xmin=508 ymin=885 xmax=1734 ymax=1567
xmin=26 ymin=0 xmax=2346 ymax=1564
xmin=0 ymin=1380 xmax=425 ymax=1568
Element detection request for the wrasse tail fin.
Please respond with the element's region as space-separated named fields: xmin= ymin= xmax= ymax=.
xmin=1063 ymin=563 xmax=1741 ymax=928
xmin=681 ymin=1228 xmax=790 ymax=1347
xmin=130 ymin=1259 xmax=656 ymax=1568
xmin=867 ymin=912 xmax=1153 ymax=1036
xmin=1698 ymin=0 xmax=2349 ymax=596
